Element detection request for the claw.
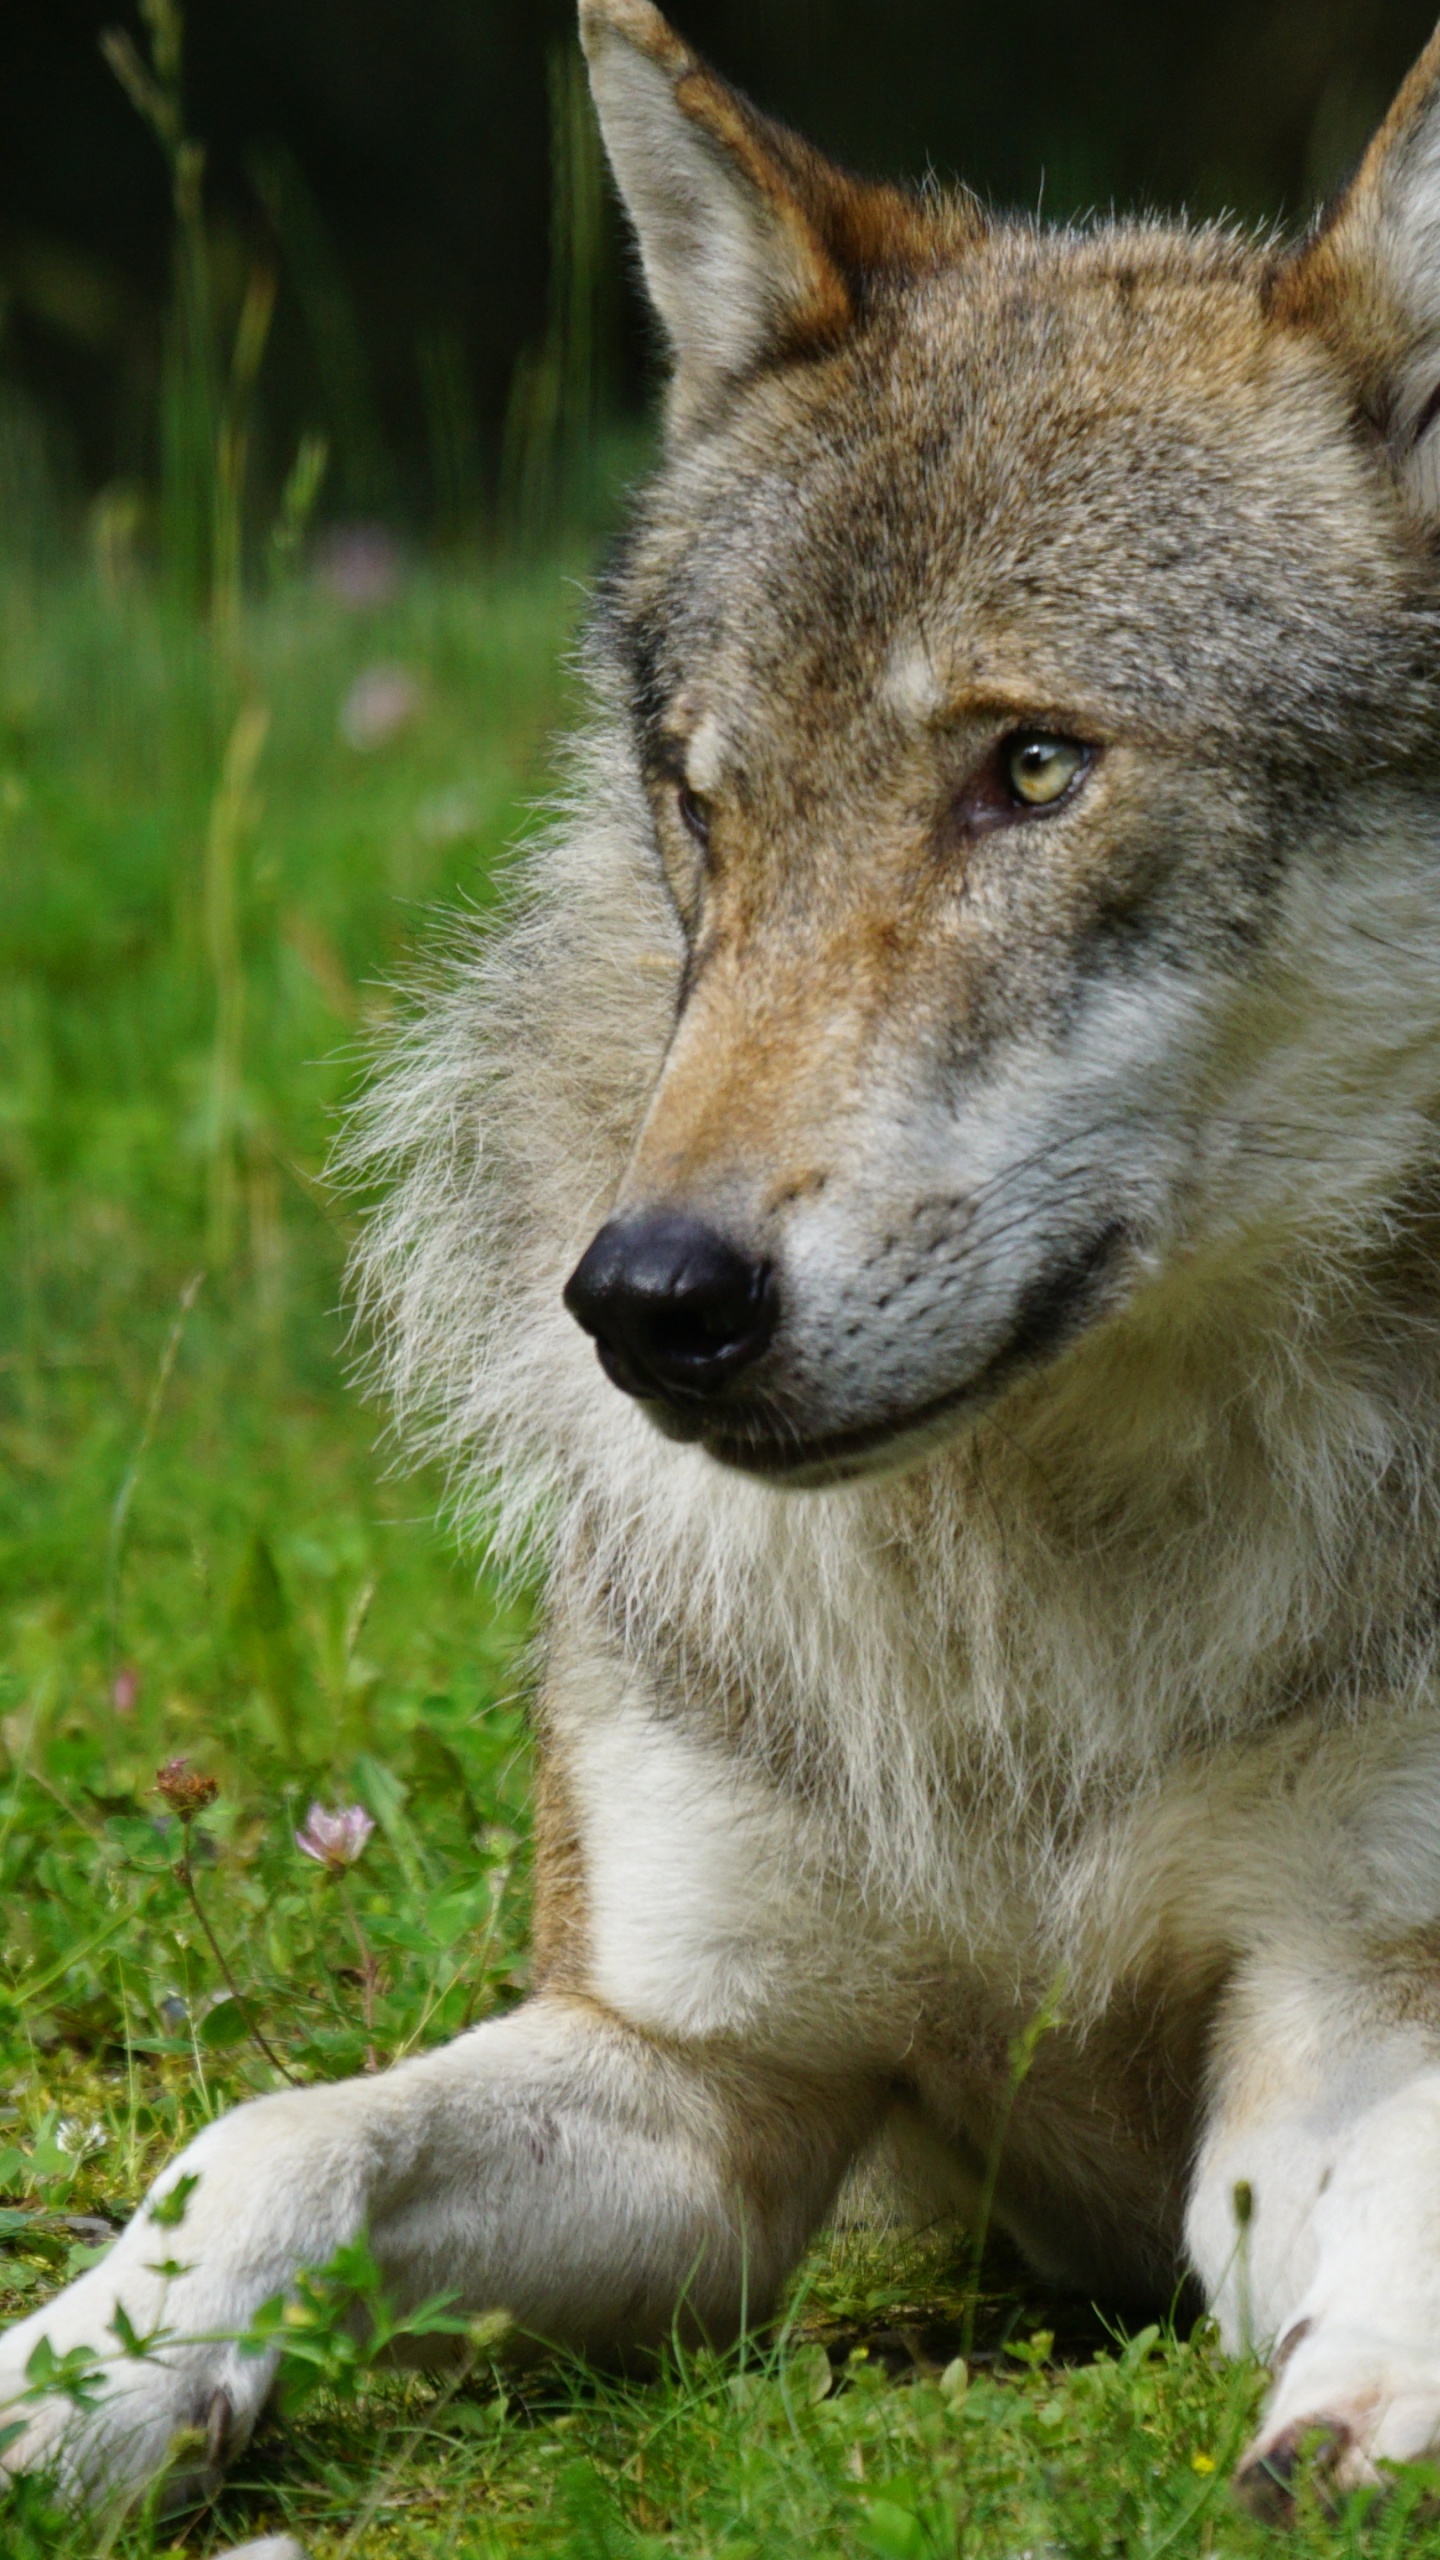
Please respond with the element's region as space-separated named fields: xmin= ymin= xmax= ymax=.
xmin=154 ymin=2386 xmax=237 ymax=2518
xmin=1233 ymin=2417 xmax=1351 ymax=2524
xmin=206 ymin=2386 xmax=233 ymax=2469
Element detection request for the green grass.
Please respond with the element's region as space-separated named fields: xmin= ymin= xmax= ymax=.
xmin=0 ymin=540 xmax=1431 ymax=2556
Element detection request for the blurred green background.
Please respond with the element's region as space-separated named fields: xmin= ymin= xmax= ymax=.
xmin=4 ymin=0 xmax=1440 ymax=532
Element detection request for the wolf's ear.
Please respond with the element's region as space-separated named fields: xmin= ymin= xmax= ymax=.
xmin=1279 ymin=25 xmax=1440 ymax=519
xmin=578 ymin=0 xmax=972 ymax=433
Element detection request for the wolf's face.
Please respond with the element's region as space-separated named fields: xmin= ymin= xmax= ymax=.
xmin=568 ymin=0 xmax=1440 ymax=1486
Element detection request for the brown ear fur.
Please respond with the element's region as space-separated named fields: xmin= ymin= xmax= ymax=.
xmin=1273 ymin=23 xmax=1440 ymax=494
xmin=579 ymin=0 xmax=982 ymax=427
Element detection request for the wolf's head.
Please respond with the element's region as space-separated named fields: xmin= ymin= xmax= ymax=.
xmin=561 ymin=1 xmax=1440 ymax=1488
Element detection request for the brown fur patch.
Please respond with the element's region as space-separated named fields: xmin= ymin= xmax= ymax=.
xmin=530 ymin=1725 xmax=593 ymax=1992
xmin=1270 ymin=28 xmax=1440 ymax=427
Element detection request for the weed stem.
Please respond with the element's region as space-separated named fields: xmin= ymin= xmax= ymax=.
xmin=175 ymin=1819 xmax=298 ymax=2085
xmin=340 ymin=1879 xmax=381 ymax=2072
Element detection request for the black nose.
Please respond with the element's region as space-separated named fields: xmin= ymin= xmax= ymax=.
xmin=564 ymin=1213 xmax=778 ymax=1404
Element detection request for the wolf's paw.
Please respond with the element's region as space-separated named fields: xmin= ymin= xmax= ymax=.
xmin=1234 ymin=2325 xmax=1440 ymax=2520
xmin=0 ymin=2260 xmax=274 ymax=2513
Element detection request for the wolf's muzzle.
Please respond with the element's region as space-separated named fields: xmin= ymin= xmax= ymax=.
xmin=565 ymin=1213 xmax=778 ymax=1408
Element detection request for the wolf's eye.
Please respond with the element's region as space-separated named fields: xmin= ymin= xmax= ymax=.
xmin=1006 ymin=733 xmax=1088 ymax=810
xmin=677 ymin=783 xmax=712 ymax=850
xmin=943 ymin=726 xmax=1098 ymax=847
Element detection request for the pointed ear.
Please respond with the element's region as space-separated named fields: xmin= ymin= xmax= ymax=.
xmin=578 ymin=0 xmax=977 ymax=433
xmin=1278 ymin=24 xmax=1440 ymax=520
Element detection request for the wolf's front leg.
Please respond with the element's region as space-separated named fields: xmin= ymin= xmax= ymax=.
xmin=1187 ymin=1952 xmax=1440 ymax=2515
xmin=0 ymin=1995 xmax=872 ymax=2512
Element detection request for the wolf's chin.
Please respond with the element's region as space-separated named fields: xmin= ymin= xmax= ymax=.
xmin=696 ymin=1389 xmax=984 ymax=1489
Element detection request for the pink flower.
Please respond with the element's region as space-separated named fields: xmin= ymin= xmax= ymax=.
xmin=296 ymin=1802 xmax=375 ymax=1873
xmin=339 ymin=663 xmax=423 ymax=752
xmin=111 ymin=1665 xmax=141 ymax=1715
xmin=314 ymin=523 xmax=405 ymax=612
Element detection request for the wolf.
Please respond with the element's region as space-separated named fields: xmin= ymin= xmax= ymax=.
xmin=13 ymin=0 xmax=1440 ymax=2522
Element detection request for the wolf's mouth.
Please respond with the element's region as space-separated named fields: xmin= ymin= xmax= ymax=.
xmin=661 ymin=1221 xmax=1131 ymax=1486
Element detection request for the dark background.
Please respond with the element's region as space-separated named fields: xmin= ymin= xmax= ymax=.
xmin=4 ymin=0 xmax=1439 ymax=525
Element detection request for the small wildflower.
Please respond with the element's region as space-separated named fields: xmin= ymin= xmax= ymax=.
xmin=55 ymin=2118 xmax=107 ymax=2161
xmin=339 ymin=663 xmax=423 ymax=752
xmin=296 ymin=1802 xmax=375 ymax=1873
xmin=1191 ymin=2451 xmax=1217 ymax=2475
xmin=315 ymin=522 xmax=405 ymax=611
xmin=156 ymin=1757 xmax=218 ymax=1817
xmin=111 ymin=1665 xmax=141 ymax=1715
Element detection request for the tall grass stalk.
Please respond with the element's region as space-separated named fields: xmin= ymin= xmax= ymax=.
xmin=267 ymin=429 xmax=331 ymax=586
xmin=253 ymin=144 xmax=394 ymax=518
xmin=419 ymin=323 xmax=484 ymax=545
xmin=500 ymin=42 xmax=614 ymax=550
xmin=212 ymin=264 xmax=278 ymax=650
xmin=102 ymin=2 xmax=219 ymax=615
xmin=961 ymin=1975 xmax=1068 ymax=2359
xmin=203 ymin=701 xmax=269 ymax=1263
xmin=103 ymin=2 xmax=287 ymax=634
xmin=103 ymin=1270 xmax=204 ymax=1671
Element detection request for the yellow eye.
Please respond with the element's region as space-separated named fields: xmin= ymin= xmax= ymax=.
xmin=1006 ymin=733 xmax=1088 ymax=810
